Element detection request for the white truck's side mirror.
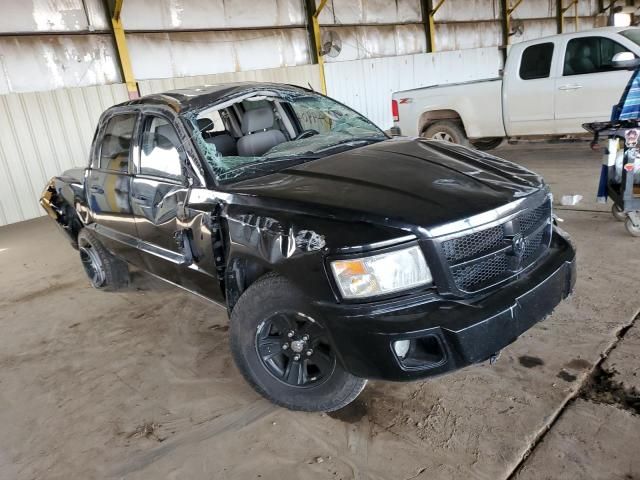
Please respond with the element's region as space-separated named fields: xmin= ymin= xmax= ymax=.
xmin=612 ymin=51 xmax=640 ymax=70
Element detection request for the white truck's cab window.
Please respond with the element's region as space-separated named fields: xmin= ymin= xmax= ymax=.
xmin=563 ymin=37 xmax=630 ymax=76
xmin=520 ymin=43 xmax=554 ymax=80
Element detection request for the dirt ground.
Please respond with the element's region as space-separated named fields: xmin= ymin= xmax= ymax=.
xmin=0 ymin=143 xmax=639 ymax=480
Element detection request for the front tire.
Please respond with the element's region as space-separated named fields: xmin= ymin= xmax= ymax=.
xmin=229 ymin=274 xmax=366 ymax=412
xmin=625 ymin=217 xmax=640 ymax=237
xmin=77 ymin=228 xmax=129 ymax=291
xmin=612 ymin=204 xmax=626 ymax=222
xmin=422 ymin=120 xmax=469 ymax=147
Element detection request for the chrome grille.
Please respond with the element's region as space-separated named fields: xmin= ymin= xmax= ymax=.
xmin=451 ymin=254 xmax=509 ymax=292
xmin=440 ymin=197 xmax=552 ymax=293
xmin=525 ymin=228 xmax=544 ymax=258
xmin=519 ymin=202 xmax=550 ymax=234
xmin=442 ymin=225 xmax=503 ymax=263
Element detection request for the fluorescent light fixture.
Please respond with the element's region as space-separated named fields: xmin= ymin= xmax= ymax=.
xmin=614 ymin=13 xmax=632 ymax=27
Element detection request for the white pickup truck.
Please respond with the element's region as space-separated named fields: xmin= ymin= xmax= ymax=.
xmin=392 ymin=27 xmax=640 ymax=150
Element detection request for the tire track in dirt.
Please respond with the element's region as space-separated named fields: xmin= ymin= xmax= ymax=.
xmin=110 ymin=399 xmax=277 ymax=477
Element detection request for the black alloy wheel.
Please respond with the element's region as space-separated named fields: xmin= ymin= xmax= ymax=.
xmin=229 ymin=273 xmax=367 ymax=411
xmin=79 ymin=242 xmax=107 ymax=288
xmin=77 ymin=228 xmax=130 ymax=291
xmin=256 ymin=311 xmax=336 ymax=388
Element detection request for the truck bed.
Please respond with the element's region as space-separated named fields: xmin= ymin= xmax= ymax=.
xmin=395 ymin=77 xmax=501 ymax=95
xmin=393 ymin=78 xmax=505 ymax=139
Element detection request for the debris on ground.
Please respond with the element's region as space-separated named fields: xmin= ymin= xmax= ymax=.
xmin=560 ymin=194 xmax=583 ymax=206
xmin=126 ymin=422 xmax=163 ymax=441
xmin=581 ymin=366 xmax=640 ymax=415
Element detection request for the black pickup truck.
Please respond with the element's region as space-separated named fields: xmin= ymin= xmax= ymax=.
xmin=41 ymin=82 xmax=576 ymax=412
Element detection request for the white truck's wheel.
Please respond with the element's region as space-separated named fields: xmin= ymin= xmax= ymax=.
xmin=422 ymin=121 xmax=469 ymax=147
xmin=471 ymin=138 xmax=503 ymax=151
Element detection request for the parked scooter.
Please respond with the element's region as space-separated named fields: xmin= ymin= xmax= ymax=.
xmin=583 ymin=52 xmax=640 ymax=237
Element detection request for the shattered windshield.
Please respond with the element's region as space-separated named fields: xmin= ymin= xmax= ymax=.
xmin=184 ymin=89 xmax=387 ymax=182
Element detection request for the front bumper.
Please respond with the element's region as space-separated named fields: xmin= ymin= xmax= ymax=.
xmin=318 ymin=231 xmax=576 ymax=381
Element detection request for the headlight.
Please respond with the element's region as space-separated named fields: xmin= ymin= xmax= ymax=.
xmin=330 ymin=245 xmax=432 ymax=299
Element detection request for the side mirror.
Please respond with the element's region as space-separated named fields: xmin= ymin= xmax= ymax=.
xmin=612 ymin=51 xmax=640 ymax=70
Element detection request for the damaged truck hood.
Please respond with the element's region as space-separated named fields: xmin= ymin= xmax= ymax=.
xmin=225 ymin=139 xmax=544 ymax=233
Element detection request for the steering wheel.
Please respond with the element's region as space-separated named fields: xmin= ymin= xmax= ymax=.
xmin=294 ymin=129 xmax=319 ymax=140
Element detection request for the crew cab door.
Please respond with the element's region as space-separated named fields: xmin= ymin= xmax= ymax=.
xmin=503 ymin=40 xmax=557 ymax=136
xmin=86 ymin=110 xmax=143 ymax=265
xmin=554 ymin=34 xmax=636 ymax=134
xmin=130 ymin=113 xmax=223 ymax=301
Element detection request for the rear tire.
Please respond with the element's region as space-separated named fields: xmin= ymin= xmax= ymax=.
xmin=229 ymin=274 xmax=367 ymax=412
xmin=422 ymin=120 xmax=469 ymax=147
xmin=77 ymin=228 xmax=129 ymax=291
xmin=471 ymin=137 xmax=503 ymax=151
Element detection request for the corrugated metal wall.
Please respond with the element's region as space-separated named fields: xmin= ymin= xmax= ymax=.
xmin=138 ymin=64 xmax=321 ymax=95
xmin=0 ymin=84 xmax=129 ymax=226
xmin=0 ymin=0 xmax=612 ymax=94
xmin=0 ymin=0 xmax=314 ymax=93
xmin=432 ymin=0 xmax=602 ymax=50
xmin=325 ymin=46 xmax=503 ymax=129
xmin=318 ymin=0 xmax=426 ymax=61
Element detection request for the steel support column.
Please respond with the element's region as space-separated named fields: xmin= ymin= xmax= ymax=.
xmin=558 ymin=0 xmax=579 ymax=34
xmin=106 ymin=0 xmax=138 ymax=99
xmin=501 ymin=0 xmax=524 ymax=61
xmin=308 ymin=0 xmax=328 ymax=94
xmin=421 ymin=0 xmax=445 ymax=53
xmin=304 ymin=0 xmax=320 ymax=64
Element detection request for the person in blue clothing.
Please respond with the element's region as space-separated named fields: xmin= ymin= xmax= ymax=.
xmin=617 ymin=69 xmax=640 ymax=121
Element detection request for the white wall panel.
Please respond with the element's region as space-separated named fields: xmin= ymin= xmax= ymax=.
xmin=127 ymin=29 xmax=310 ymax=80
xmin=511 ymin=19 xmax=558 ymax=44
xmin=323 ymin=25 xmax=426 ymax=62
xmin=562 ymin=16 xmax=597 ymax=33
xmin=435 ymin=21 xmax=502 ymax=51
xmin=138 ymin=64 xmax=322 ymax=95
xmin=436 ymin=0 xmax=499 ymax=22
xmin=318 ymin=0 xmax=421 ymax=25
xmin=0 ymin=84 xmax=128 ymax=226
xmin=121 ymin=0 xmax=305 ymax=30
xmin=325 ymin=47 xmax=502 ymax=130
xmin=0 ymin=35 xmax=121 ymax=94
xmin=0 ymin=0 xmax=108 ymax=33
xmin=511 ymin=0 xmax=556 ymax=20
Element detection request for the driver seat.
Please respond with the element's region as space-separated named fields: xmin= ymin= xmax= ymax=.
xmin=237 ymin=107 xmax=286 ymax=157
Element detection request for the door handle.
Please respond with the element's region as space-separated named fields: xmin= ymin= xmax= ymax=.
xmin=89 ymin=185 xmax=104 ymax=194
xmin=132 ymin=195 xmax=149 ymax=204
xmin=558 ymin=84 xmax=583 ymax=91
